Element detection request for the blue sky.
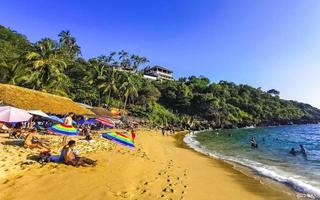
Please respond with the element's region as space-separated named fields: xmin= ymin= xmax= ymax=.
xmin=1 ymin=0 xmax=320 ymax=108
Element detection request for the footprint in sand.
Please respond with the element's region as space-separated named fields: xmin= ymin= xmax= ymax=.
xmin=2 ymin=179 xmax=9 ymax=184
xmin=140 ymin=189 xmax=147 ymax=194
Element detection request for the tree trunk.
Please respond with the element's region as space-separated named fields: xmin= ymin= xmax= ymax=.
xmin=107 ymin=89 xmax=111 ymax=106
xmin=98 ymin=92 xmax=102 ymax=107
xmin=123 ymin=95 xmax=128 ymax=110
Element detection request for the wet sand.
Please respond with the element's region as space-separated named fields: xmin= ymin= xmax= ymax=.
xmin=0 ymin=129 xmax=300 ymax=200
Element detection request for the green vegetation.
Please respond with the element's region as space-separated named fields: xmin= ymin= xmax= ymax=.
xmin=1 ymin=25 xmax=320 ymax=129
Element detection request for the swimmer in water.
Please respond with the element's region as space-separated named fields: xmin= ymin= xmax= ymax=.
xmin=299 ymin=144 xmax=307 ymax=155
xmin=289 ymin=148 xmax=297 ymax=156
xmin=250 ymin=137 xmax=258 ymax=148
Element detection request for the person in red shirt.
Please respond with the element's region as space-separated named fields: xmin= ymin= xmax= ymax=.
xmin=131 ymin=129 xmax=136 ymax=142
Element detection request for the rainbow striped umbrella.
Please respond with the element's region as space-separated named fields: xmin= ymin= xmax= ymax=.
xmin=102 ymin=132 xmax=134 ymax=149
xmin=96 ymin=117 xmax=115 ymax=128
xmin=48 ymin=124 xmax=78 ymax=136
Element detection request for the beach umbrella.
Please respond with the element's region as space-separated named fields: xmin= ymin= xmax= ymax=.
xmin=48 ymin=115 xmax=64 ymax=123
xmin=96 ymin=117 xmax=115 ymax=128
xmin=102 ymin=132 xmax=134 ymax=149
xmin=0 ymin=106 xmax=32 ymax=123
xmin=78 ymin=118 xmax=97 ymax=125
xmin=111 ymin=109 xmax=120 ymax=119
xmin=27 ymin=110 xmax=50 ymax=118
xmin=48 ymin=124 xmax=78 ymax=136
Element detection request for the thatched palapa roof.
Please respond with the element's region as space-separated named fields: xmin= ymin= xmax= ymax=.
xmin=0 ymin=84 xmax=94 ymax=115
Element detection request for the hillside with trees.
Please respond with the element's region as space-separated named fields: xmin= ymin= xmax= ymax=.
xmin=1 ymin=25 xmax=320 ymax=129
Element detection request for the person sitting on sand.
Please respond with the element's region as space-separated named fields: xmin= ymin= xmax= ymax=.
xmin=82 ymin=126 xmax=92 ymax=141
xmin=60 ymin=140 xmax=96 ymax=167
xmin=24 ymin=130 xmax=50 ymax=153
xmin=289 ymin=148 xmax=297 ymax=156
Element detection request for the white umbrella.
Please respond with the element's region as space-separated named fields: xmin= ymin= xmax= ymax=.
xmin=0 ymin=106 xmax=32 ymax=123
xmin=27 ymin=110 xmax=50 ymax=118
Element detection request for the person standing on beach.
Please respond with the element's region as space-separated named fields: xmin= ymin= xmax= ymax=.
xmin=61 ymin=112 xmax=75 ymax=145
xmin=131 ymin=129 xmax=136 ymax=142
xmin=64 ymin=112 xmax=74 ymax=126
xmin=162 ymin=127 xmax=165 ymax=136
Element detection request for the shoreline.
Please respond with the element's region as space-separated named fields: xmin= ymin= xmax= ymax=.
xmin=0 ymin=129 xmax=304 ymax=200
xmin=183 ymin=130 xmax=314 ymax=199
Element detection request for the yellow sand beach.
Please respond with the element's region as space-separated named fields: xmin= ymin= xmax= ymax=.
xmin=0 ymin=129 xmax=299 ymax=200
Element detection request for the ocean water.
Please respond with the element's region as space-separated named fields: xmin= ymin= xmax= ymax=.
xmin=184 ymin=124 xmax=320 ymax=199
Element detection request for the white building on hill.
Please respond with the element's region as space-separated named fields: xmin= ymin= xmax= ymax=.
xmin=143 ymin=66 xmax=174 ymax=81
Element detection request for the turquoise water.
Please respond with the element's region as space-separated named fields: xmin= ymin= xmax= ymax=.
xmin=184 ymin=124 xmax=320 ymax=199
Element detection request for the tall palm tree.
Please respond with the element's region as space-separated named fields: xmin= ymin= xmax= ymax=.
xmin=58 ymin=30 xmax=81 ymax=58
xmin=26 ymin=38 xmax=68 ymax=93
xmin=99 ymin=68 xmax=118 ymax=106
xmin=130 ymin=54 xmax=149 ymax=71
xmin=87 ymin=56 xmax=111 ymax=106
xmin=118 ymin=50 xmax=131 ymax=69
xmin=120 ymin=74 xmax=138 ymax=110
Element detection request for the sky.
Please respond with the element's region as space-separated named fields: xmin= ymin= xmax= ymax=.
xmin=1 ymin=0 xmax=320 ymax=108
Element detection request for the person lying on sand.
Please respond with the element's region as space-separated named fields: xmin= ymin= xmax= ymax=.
xmin=24 ymin=130 xmax=50 ymax=153
xmin=60 ymin=140 xmax=96 ymax=167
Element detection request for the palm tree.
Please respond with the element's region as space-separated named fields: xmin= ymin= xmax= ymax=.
xmin=118 ymin=50 xmax=131 ymax=69
xmin=87 ymin=56 xmax=112 ymax=106
xmin=130 ymin=54 xmax=149 ymax=71
xmin=58 ymin=30 xmax=81 ymax=58
xmin=1 ymin=61 xmax=31 ymax=85
xmin=26 ymin=38 xmax=68 ymax=93
xmin=99 ymin=68 xmax=118 ymax=106
xmin=120 ymin=74 xmax=138 ymax=110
